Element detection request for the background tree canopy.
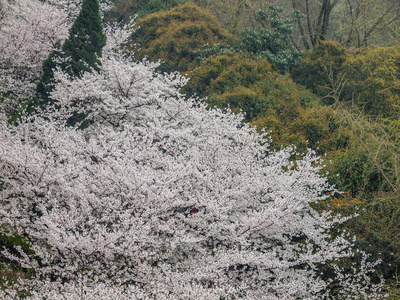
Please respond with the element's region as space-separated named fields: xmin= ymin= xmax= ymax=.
xmin=236 ymin=6 xmax=301 ymax=73
xmin=126 ymin=3 xmax=235 ymax=73
xmin=193 ymin=0 xmax=400 ymax=49
xmin=105 ymin=0 xmax=189 ymax=23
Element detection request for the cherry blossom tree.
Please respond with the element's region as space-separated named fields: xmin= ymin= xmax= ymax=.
xmin=0 ymin=1 xmax=385 ymax=298
xmin=0 ymin=44 xmax=385 ymax=300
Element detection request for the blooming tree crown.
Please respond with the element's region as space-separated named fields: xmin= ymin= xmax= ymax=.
xmin=0 ymin=1 xmax=383 ymax=299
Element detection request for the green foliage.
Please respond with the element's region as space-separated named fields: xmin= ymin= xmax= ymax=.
xmin=0 ymin=232 xmax=34 ymax=262
xmin=35 ymin=42 xmax=62 ymax=109
xmin=386 ymin=279 xmax=400 ymax=299
xmin=236 ymin=6 xmax=301 ymax=74
xmin=0 ymin=229 xmax=36 ymax=288
xmin=128 ymin=3 xmax=236 ymax=73
xmin=35 ymin=0 xmax=106 ymax=107
xmin=321 ymin=103 xmax=400 ymax=197
xmin=315 ymin=104 xmax=400 ymax=284
xmin=60 ymin=0 xmax=106 ymax=77
xmin=106 ymin=0 xmax=189 ymax=23
xmin=326 ymin=147 xmax=388 ymax=195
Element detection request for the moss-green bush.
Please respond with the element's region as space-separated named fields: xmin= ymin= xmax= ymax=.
xmin=128 ymin=3 xmax=236 ymax=73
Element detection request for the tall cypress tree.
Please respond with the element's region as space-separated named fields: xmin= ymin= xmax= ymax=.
xmin=35 ymin=0 xmax=106 ymax=107
xmin=35 ymin=42 xmax=62 ymax=108
xmin=60 ymin=0 xmax=106 ymax=78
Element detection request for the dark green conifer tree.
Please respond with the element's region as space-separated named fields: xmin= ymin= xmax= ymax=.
xmin=60 ymin=0 xmax=106 ymax=78
xmin=35 ymin=0 xmax=106 ymax=107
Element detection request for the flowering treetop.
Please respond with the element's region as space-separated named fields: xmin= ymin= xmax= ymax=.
xmin=0 ymin=1 xmax=384 ymax=299
xmin=0 ymin=0 xmax=70 ymax=101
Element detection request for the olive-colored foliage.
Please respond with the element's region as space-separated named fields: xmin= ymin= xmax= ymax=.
xmin=287 ymin=107 xmax=352 ymax=154
xmin=315 ymin=107 xmax=400 ymax=283
xmin=184 ymin=51 xmax=349 ymax=154
xmin=383 ymin=118 xmax=400 ymax=146
xmin=128 ymin=3 xmax=236 ymax=73
xmin=185 ymin=52 xmax=281 ymax=119
xmin=105 ymin=0 xmax=188 ymax=23
xmin=386 ymin=281 xmax=400 ymax=299
xmin=251 ymin=97 xmax=351 ymax=153
xmin=290 ymin=41 xmax=348 ymax=104
xmin=322 ymin=103 xmax=400 ymax=196
xmin=342 ymin=46 xmax=400 ymax=118
xmin=313 ymin=102 xmax=400 ymax=285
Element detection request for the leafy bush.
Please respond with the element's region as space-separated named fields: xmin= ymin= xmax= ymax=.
xmin=326 ymin=146 xmax=393 ymax=195
xmin=236 ymin=6 xmax=301 ymax=74
xmin=316 ymin=193 xmax=400 ymax=282
xmin=128 ymin=3 xmax=235 ymax=73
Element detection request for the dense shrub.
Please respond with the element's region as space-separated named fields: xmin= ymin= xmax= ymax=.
xmin=128 ymin=3 xmax=235 ymax=73
xmin=325 ymin=146 xmax=394 ymax=195
xmin=315 ymin=193 xmax=400 ymax=282
xmin=342 ymin=46 xmax=400 ymax=118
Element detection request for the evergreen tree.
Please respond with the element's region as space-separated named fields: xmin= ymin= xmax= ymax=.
xmin=236 ymin=6 xmax=301 ymax=74
xmin=60 ymin=0 xmax=106 ymax=78
xmin=35 ymin=42 xmax=62 ymax=108
xmin=35 ymin=0 xmax=106 ymax=106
